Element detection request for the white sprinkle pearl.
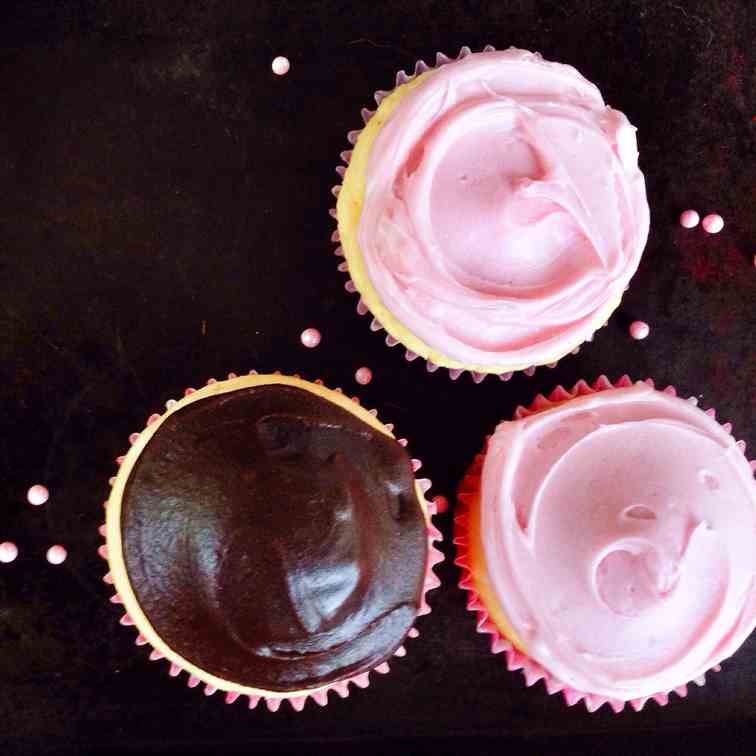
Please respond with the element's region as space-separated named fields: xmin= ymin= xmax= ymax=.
xmin=702 ymin=214 xmax=724 ymax=234
xmin=0 ymin=542 xmax=18 ymax=563
xmin=679 ymin=209 xmax=700 ymax=229
xmin=629 ymin=320 xmax=650 ymax=340
xmin=271 ymin=56 xmax=290 ymax=76
xmin=46 ymin=545 xmax=67 ymax=565
xmin=27 ymin=484 xmax=49 ymax=506
xmin=355 ymin=367 xmax=372 ymax=385
xmin=300 ymin=328 xmax=321 ymax=348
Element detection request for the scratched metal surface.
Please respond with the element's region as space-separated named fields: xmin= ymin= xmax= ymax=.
xmin=0 ymin=2 xmax=754 ymax=754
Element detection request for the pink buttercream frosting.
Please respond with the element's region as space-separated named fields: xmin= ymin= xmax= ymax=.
xmin=480 ymin=384 xmax=756 ymax=699
xmin=358 ymin=49 xmax=650 ymax=367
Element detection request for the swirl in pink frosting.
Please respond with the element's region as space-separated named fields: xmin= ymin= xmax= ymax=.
xmin=359 ymin=49 xmax=650 ymax=367
xmin=480 ymin=384 xmax=756 ymax=699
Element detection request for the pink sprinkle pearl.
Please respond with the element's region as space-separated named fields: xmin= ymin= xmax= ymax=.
xmin=629 ymin=320 xmax=650 ymax=340
xmin=0 ymin=542 xmax=18 ymax=563
xmin=300 ymin=328 xmax=321 ymax=348
xmin=355 ymin=367 xmax=372 ymax=385
xmin=271 ymin=56 xmax=290 ymax=76
xmin=702 ymin=214 xmax=724 ymax=234
xmin=27 ymin=484 xmax=49 ymax=506
xmin=46 ymin=545 xmax=67 ymax=565
xmin=432 ymin=495 xmax=449 ymax=514
xmin=679 ymin=209 xmax=699 ymax=229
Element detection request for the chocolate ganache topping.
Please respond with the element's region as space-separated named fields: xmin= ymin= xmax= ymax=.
xmin=120 ymin=384 xmax=427 ymax=692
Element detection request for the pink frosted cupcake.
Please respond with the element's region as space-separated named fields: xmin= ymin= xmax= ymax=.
xmin=455 ymin=376 xmax=756 ymax=711
xmin=335 ymin=47 xmax=650 ymax=382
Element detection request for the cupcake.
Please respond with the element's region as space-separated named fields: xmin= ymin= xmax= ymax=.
xmin=100 ymin=373 xmax=442 ymax=711
xmin=335 ymin=47 xmax=650 ymax=382
xmin=455 ymin=375 xmax=756 ymax=711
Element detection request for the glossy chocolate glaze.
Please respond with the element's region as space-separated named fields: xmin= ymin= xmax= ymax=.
xmin=120 ymin=384 xmax=427 ymax=692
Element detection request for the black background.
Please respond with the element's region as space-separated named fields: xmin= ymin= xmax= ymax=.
xmin=1 ymin=1 xmax=755 ymax=754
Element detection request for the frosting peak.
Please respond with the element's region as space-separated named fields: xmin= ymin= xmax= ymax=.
xmin=480 ymin=384 xmax=756 ymax=699
xmin=358 ymin=49 xmax=650 ymax=368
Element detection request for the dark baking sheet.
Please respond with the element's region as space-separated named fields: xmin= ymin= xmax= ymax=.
xmin=1 ymin=1 xmax=755 ymax=754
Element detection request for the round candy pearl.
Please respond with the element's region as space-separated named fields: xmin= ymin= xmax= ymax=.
xmin=271 ymin=56 xmax=290 ymax=76
xmin=0 ymin=542 xmax=18 ymax=563
xmin=300 ymin=328 xmax=321 ymax=348
xmin=702 ymin=214 xmax=724 ymax=234
xmin=432 ymin=495 xmax=449 ymax=514
xmin=679 ymin=209 xmax=700 ymax=229
xmin=629 ymin=320 xmax=650 ymax=340
xmin=46 ymin=545 xmax=67 ymax=565
xmin=355 ymin=367 xmax=372 ymax=385
xmin=27 ymin=484 xmax=49 ymax=506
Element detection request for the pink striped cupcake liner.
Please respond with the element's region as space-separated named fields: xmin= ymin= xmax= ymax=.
xmin=330 ymin=45 xmax=610 ymax=385
xmin=453 ymin=374 xmax=754 ymax=712
xmin=99 ymin=371 xmax=444 ymax=712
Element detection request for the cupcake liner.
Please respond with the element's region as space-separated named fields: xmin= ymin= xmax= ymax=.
xmin=100 ymin=372 xmax=443 ymax=712
xmin=331 ymin=44 xmax=613 ymax=384
xmin=453 ymin=374 xmax=753 ymax=713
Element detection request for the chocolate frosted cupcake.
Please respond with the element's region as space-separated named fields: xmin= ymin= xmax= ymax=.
xmin=100 ymin=374 xmax=442 ymax=711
